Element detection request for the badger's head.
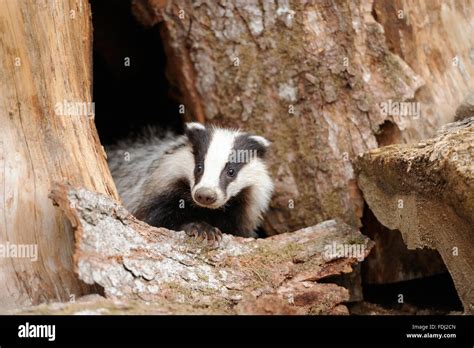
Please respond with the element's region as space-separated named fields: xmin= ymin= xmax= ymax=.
xmin=185 ymin=122 xmax=273 ymax=212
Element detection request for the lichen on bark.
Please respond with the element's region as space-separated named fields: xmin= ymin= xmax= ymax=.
xmin=49 ymin=183 xmax=374 ymax=315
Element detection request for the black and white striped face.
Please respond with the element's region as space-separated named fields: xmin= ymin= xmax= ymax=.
xmin=185 ymin=122 xmax=271 ymax=209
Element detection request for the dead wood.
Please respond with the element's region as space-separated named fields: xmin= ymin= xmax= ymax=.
xmin=50 ymin=183 xmax=374 ymax=315
xmin=0 ymin=0 xmax=117 ymax=310
xmin=355 ymin=117 xmax=474 ymax=313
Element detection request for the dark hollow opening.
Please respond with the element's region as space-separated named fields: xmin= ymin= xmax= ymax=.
xmin=375 ymin=120 xmax=401 ymax=147
xmin=90 ymin=0 xmax=183 ymax=146
xmin=89 ymin=0 xmax=269 ymax=238
xmin=358 ymin=204 xmax=463 ymax=313
xmin=362 ymin=273 xmax=463 ymax=313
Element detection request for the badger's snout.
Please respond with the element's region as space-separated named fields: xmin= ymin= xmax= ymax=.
xmin=194 ymin=187 xmax=218 ymax=206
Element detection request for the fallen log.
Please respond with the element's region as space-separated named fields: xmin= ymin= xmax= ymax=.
xmin=355 ymin=117 xmax=474 ymax=313
xmin=49 ymin=184 xmax=373 ymax=315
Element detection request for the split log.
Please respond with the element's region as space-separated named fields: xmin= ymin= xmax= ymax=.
xmin=355 ymin=117 xmax=474 ymax=313
xmin=0 ymin=0 xmax=118 ymax=311
xmin=131 ymin=0 xmax=473 ymax=235
xmin=49 ymin=183 xmax=374 ymax=315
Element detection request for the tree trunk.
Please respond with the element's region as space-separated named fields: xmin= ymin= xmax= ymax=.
xmin=131 ymin=0 xmax=474 ymax=235
xmin=0 ymin=0 xmax=118 ymax=310
xmin=372 ymin=0 xmax=474 ymax=136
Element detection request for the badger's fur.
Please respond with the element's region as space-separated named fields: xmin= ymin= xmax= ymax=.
xmin=107 ymin=123 xmax=274 ymax=238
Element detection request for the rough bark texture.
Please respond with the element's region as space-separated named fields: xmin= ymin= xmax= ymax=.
xmin=50 ymin=183 xmax=373 ymax=315
xmin=355 ymin=117 xmax=474 ymax=313
xmin=0 ymin=0 xmax=118 ymax=311
xmin=373 ymin=0 xmax=474 ymax=135
xmin=131 ymin=0 xmax=474 ymax=235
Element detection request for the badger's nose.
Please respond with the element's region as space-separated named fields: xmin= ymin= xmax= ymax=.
xmin=194 ymin=188 xmax=217 ymax=206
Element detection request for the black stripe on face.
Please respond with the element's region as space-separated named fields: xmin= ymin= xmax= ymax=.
xmin=218 ymin=133 xmax=268 ymax=192
xmin=185 ymin=125 xmax=212 ymax=185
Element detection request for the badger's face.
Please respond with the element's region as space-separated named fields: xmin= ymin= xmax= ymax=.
xmin=185 ymin=122 xmax=271 ymax=209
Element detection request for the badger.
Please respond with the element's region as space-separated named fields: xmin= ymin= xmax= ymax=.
xmin=107 ymin=122 xmax=274 ymax=244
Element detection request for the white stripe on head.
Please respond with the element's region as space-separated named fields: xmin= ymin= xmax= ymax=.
xmin=192 ymin=127 xmax=239 ymax=204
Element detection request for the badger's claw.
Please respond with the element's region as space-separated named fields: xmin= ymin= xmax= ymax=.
xmin=182 ymin=222 xmax=223 ymax=248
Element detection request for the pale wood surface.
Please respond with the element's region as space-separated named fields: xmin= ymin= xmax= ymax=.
xmin=0 ymin=0 xmax=118 ymax=310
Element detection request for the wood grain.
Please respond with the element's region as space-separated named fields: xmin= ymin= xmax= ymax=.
xmin=0 ymin=0 xmax=118 ymax=310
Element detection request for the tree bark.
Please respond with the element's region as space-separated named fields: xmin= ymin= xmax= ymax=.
xmin=50 ymin=183 xmax=373 ymax=315
xmin=131 ymin=0 xmax=473 ymax=235
xmin=355 ymin=117 xmax=474 ymax=313
xmin=372 ymin=0 xmax=474 ymax=136
xmin=0 ymin=0 xmax=118 ymax=311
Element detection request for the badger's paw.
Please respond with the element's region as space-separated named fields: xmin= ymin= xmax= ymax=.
xmin=182 ymin=222 xmax=223 ymax=249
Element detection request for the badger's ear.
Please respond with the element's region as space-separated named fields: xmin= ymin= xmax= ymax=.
xmin=185 ymin=122 xmax=208 ymax=150
xmin=249 ymin=135 xmax=271 ymax=148
xmin=248 ymin=135 xmax=271 ymax=158
xmin=185 ymin=122 xmax=205 ymax=139
xmin=185 ymin=122 xmax=206 ymax=133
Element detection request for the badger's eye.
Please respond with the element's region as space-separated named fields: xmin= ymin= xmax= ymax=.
xmin=227 ymin=168 xmax=235 ymax=177
xmin=196 ymin=164 xmax=203 ymax=174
